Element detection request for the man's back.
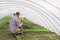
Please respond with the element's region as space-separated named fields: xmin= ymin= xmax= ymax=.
xmin=10 ymin=16 xmax=20 ymax=33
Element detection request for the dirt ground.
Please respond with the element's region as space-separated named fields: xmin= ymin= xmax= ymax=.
xmin=0 ymin=31 xmax=60 ymax=40
xmin=0 ymin=31 xmax=15 ymax=40
xmin=23 ymin=32 xmax=60 ymax=40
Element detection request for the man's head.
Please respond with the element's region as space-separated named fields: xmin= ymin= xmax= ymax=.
xmin=16 ymin=12 xmax=20 ymax=18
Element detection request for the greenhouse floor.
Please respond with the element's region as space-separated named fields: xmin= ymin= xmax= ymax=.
xmin=23 ymin=32 xmax=60 ymax=40
xmin=0 ymin=31 xmax=60 ymax=40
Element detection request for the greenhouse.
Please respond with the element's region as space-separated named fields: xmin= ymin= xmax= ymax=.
xmin=0 ymin=0 xmax=60 ymax=40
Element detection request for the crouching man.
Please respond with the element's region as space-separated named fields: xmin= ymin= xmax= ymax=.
xmin=10 ymin=12 xmax=23 ymax=37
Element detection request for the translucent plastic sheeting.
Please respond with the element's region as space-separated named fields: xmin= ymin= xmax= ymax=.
xmin=0 ymin=0 xmax=60 ymax=35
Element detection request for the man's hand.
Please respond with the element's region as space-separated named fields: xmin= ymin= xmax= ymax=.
xmin=21 ymin=20 xmax=24 ymax=23
xmin=18 ymin=20 xmax=24 ymax=28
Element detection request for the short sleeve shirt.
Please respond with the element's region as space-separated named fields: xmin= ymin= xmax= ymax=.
xmin=10 ymin=16 xmax=20 ymax=33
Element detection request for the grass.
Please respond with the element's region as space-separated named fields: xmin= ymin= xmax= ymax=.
xmin=23 ymin=17 xmax=50 ymax=32
xmin=0 ymin=16 xmax=50 ymax=32
xmin=0 ymin=16 xmax=60 ymax=40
